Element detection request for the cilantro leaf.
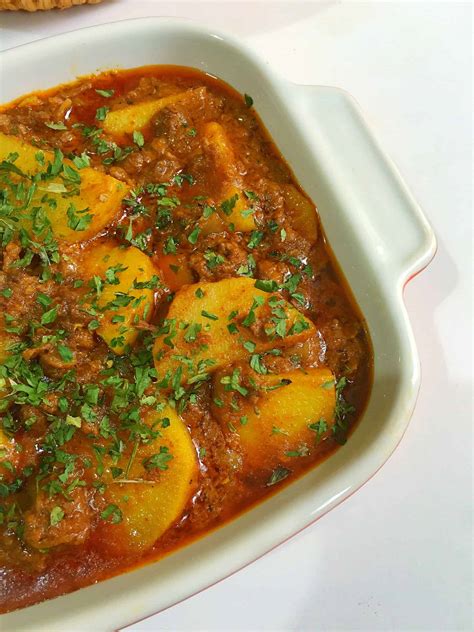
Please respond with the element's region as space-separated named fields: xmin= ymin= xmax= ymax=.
xmin=50 ymin=506 xmax=65 ymax=526
xmin=267 ymin=467 xmax=290 ymax=486
xmin=133 ymin=130 xmax=145 ymax=148
xmin=67 ymin=204 xmax=93 ymax=231
xmin=45 ymin=121 xmax=67 ymax=131
xmin=95 ymin=88 xmax=115 ymax=98
xmin=100 ymin=504 xmax=123 ymax=524
xmin=143 ymin=446 xmax=173 ymax=471
xmin=255 ymin=279 xmax=279 ymax=293
xmin=40 ymin=306 xmax=58 ymax=326
xmin=95 ymin=106 xmax=110 ymax=121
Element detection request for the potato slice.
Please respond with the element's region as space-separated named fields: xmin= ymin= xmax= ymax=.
xmin=212 ymin=367 xmax=336 ymax=469
xmin=283 ymin=185 xmax=318 ymax=245
xmin=202 ymin=122 xmax=256 ymax=232
xmin=0 ymin=132 xmax=127 ymax=243
xmin=153 ymin=277 xmax=315 ymax=385
xmin=100 ymin=405 xmax=198 ymax=553
xmin=79 ymin=241 xmax=158 ymax=354
xmin=102 ymin=90 xmax=198 ymax=137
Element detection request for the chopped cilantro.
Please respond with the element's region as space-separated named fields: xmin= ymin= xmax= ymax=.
xmin=45 ymin=121 xmax=67 ymax=131
xmin=309 ymin=418 xmax=328 ymax=440
xmin=133 ymin=130 xmax=145 ymax=148
xmin=202 ymin=205 xmax=215 ymax=219
xmin=220 ymin=368 xmax=248 ymax=396
xmin=237 ymin=254 xmax=256 ymax=278
xmin=67 ymin=204 xmax=93 ymax=232
xmin=37 ymin=292 xmax=52 ymax=308
xmin=188 ymin=226 xmax=201 ymax=245
xmin=144 ymin=446 xmax=173 ymax=471
xmin=95 ymin=106 xmax=110 ymax=121
xmin=203 ymin=250 xmax=225 ymax=270
xmin=57 ymin=344 xmax=73 ymax=362
xmin=322 ymin=380 xmax=335 ymax=390
xmin=100 ymin=504 xmax=123 ymax=524
xmin=220 ymin=194 xmax=239 ymax=216
xmin=255 ymin=279 xmax=279 ymax=293
xmin=40 ymin=306 xmax=58 ymax=326
xmin=184 ymin=322 xmax=202 ymax=343
xmin=243 ymin=340 xmax=256 ymax=353
xmin=163 ymin=236 xmax=178 ymax=254
xmin=267 ymin=467 xmax=290 ymax=486
xmin=285 ymin=445 xmax=310 ymax=458
xmin=50 ymin=506 xmax=65 ymax=526
xmin=247 ymin=230 xmax=264 ymax=249
xmin=95 ymin=88 xmax=115 ymax=98
xmin=244 ymin=190 xmax=258 ymax=201
xmin=250 ymin=353 xmax=267 ymax=375
xmin=72 ymin=152 xmax=91 ymax=169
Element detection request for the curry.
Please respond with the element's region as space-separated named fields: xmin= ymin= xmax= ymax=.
xmin=0 ymin=66 xmax=372 ymax=612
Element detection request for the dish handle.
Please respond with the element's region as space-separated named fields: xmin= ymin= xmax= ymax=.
xmin=290 ymin=84 xmax=437 ymax=286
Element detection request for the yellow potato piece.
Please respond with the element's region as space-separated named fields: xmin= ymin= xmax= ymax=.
xmin=0 ymin=132 xmax=127 ymax=243
xmin=79 ymin=241 xmax=157 ymax=354
xmin=203 ymin=122 xmax=256 ymax=232
xmin=102 ymin=90 xmax=198 ymax=137
xmin=153 ymin=277 xmax=315 ymax=385
xmin=283 ymin=185 xmax=318 ymax=245
xmin=213 ymin=368 xmax=336 ymax=469
xmin=101 ymin=405 xmax=198 ymax=553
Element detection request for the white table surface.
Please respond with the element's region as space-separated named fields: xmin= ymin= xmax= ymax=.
xmin=1 ymin=2 xmax=472 ymax=630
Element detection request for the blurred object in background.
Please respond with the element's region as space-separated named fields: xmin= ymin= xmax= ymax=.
xmin=0 ymin=0 xmax=103 ymax=10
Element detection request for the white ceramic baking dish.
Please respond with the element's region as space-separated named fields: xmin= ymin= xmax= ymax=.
xmin=0 ymin=17 xmax=436 ymax=631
